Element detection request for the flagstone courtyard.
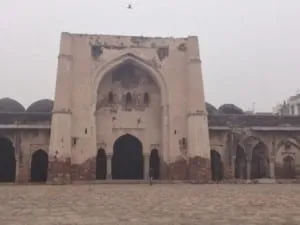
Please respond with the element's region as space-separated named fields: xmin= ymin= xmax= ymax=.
xmin=0 ymin=184 xmax=299 ymax=225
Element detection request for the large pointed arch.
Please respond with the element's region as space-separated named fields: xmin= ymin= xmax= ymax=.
xmin=250 ymin=140 xmax=269 ymax=179
xmin=112 ymin=133 xmax=144 ymax=179
xmin=92 ymin=53 xmax=169 ymax=111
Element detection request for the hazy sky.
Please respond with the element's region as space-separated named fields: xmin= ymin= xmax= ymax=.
xmin=0 ymin=0 xmax=299 ymax=112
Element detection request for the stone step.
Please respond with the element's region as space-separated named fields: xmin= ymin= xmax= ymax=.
xmin=70 ymin=180 xmax=190 ymax=185
xmin=256 ymin=179 xmax=276 ymax=184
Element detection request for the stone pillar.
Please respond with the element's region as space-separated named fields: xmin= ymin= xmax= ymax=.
xmin=269 ymin=156 xmax=275 ymax=179
xmin=144 ymin=154 xmax=150 ymax=180
xmin=161 ymin=105 xmax=170 ymax=164
xmin=186 ymin=36 xmax=211 ymax=181
xmin=231 ymin=156 xmax=236 ymax=178
xmin=246 ymin=161 xmax=251 ymax=180
xmin=48 ymin=33 xmax=73 ymax=185
xmin=106 ymin=154 xmax=112 ymax=179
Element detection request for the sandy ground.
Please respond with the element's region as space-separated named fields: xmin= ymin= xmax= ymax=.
xmin=0 ymin=184 xmax=299 ymax=225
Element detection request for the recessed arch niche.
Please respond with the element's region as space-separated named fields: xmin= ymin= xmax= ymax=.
xmin=0 ymin=136 xmax=16 ymax=182
xmin=275 ymin=139 xmax=300 ymax=179
xmin=94 ymin=54 xmax=168 ymax=172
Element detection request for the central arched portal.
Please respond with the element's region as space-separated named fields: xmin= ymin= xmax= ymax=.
xmin=112 ymin=134 xmax=144 ymax=179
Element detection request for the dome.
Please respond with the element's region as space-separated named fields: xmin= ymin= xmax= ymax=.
xmin=205 ymin=102 xmax=217 ymax=114
xmin=26 ymin=99 xmax=53 ymax=112
xmin=218 ymin=104 xmax=244 ymax=114
xmin=0 ymin=98 xmax=25 ymax=112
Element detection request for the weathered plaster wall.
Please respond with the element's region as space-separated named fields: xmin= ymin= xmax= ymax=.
xmin=49 ymin=33 xmax=210 ymax=182
xmin=207 ymin=128 xmax=300 ymax=180
xmin=0 ymin=129 xmax=50 ymax=182
xmin=67 ymin=33 xmax=191 ymax=164
xmin=1 ymin=125 xmax=300 ymax=183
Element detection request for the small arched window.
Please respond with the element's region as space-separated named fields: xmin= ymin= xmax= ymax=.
xmin=182 ymin=138 xmax=187 ymax=148
xmin=108 ymin=91 xmax=114 ymax=104
xmin=125 ymin=92 xmax=132 ymax=105
xmin=143 ymin=92 xmax=149 ymax=105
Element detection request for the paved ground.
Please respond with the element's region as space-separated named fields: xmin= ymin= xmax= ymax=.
xmin=0 ymin=184 xmax=299 ymax=225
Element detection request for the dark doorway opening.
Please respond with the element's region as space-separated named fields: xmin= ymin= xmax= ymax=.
xmin=30 ymin=149 xmax=48 ymax=182
xmin=251 ymin=142 xmax=269 ymax=179
xmin=235 ymin=146 xmax=247 ymax=179
xmin=96 ymin=148 xmax=107 ymax=180
xmin=210 ymin=150 xmax=223 ymax=181
xmin=282 ymin=156 xmax=296 ymax=179
xmin=112 ymin=134 xmax=144 ymax=179
xmin=150 ymin=149 xmax=160 ymax=179
xmin=0 ymin=137 xmax=16 ymax=182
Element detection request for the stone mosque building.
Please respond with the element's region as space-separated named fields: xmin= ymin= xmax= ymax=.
xmin=0 ymin=32 xmax=299 ymax=184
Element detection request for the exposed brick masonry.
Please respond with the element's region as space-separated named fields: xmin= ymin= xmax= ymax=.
xmin=48 ymin=158 xmax=71 ymax=184
xmin=71 ymin=157 xmax=96 ymax=181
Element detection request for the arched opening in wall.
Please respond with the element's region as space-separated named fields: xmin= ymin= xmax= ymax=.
xmin=96 ymin=148 xmax=107 ymax=180
xmin=125 ymin=92 xmax=132 ymax=105
xmin=251 ymin=142 xmax=269 ymax=179
xmin=0 ymin=137 xmax=16 ymax=182
xmin=30 ymin=149 xmax=48 ymax=182
xmin=282 ymin=156 xmax=296 ymax=179
xmin=235 ymin=146 xmax=247 ymax=179
xmin=150 ymin=149 xmax=160 ymax=179
xmin=144 ymin=92 xmax=149 ymax=105
xmin=108 ymin=92 xmax=114 ymax=104
xmin=210 ymin=150 xmax=223 ymax=181
xmin=112 ymin=134 xmax=144 ymax=179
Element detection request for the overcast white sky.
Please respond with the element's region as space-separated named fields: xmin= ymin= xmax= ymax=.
xmin=0 ymin=0 xmax=299 ymax=112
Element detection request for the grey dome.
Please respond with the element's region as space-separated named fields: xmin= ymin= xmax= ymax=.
xmin=205 ymin=102 xmax=217 ymax=114
xmin=218 ymin=104 xmax=244 ymax=114
xmin=0 ymin=98 xmax=25 ymax=112
xmin=27 ymin=99 xmax=53 ymax=112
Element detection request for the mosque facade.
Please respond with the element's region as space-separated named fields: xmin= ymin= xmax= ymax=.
xmin=0 ymin=33 xmax=299 ymax=184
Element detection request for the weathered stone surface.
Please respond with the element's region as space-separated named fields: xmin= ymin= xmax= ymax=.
xmin=18 ymin=163 xmax=29 ymax=183
xmin=223 ymin=166 xmax=233 ymax=180
xmin=71 ymin=157 xmax=96 ymax=181
xmin=158 ymin=161 xmax=169 ymax=180
xmin=168 ymin=158 xmax=188 ymax=180
xmin=168 ymin=156 xmax=211 ymax=181
xmin=48 ymin=158 xmax=71 ymax=184
xmin=274 ymin=163 xmax=300 ymax=179
xmin=188 ymin=156 xmax=211 ymax=181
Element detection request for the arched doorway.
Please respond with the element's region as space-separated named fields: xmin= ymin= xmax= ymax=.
xmin=210 ymin=150 xmax=223 ymax=181
xmin=112 ymin=134 xmax=144 ymax=179
xmin=251 ymin=142 xmax=269 ymax=179
xmin=30 ymin=149 xmax=48 ymax=182
xmin=0 ymin=137 xmax=16 ymax=182
xmin=282 ymin=156 xmax=296 ymax=179
xmin=150 ymin=149 xmax=160 ymax=179
xmin=235 ymin=146 xmax=247 ymax=179
xmin=96 ymin=148 xmax=107 ymax=180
